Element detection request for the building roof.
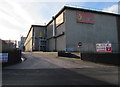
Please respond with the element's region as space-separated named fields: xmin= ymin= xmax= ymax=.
xmin=47 ymin=6 xmax=120 ymax=26
xmin=4 ymin=40 xmax=15 ymax=43
xmin=32 ymin=25 xmax=46 ymax=27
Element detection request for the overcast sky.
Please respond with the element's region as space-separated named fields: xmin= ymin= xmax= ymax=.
xmin=0 ymin=0 xmax=119 ymax=41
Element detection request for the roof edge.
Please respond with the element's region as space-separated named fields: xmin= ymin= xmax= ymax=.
xmin=32 ymin=25 xmax=46 ymax=27
xmin=47 ymin=5 xmax=120 ymax=26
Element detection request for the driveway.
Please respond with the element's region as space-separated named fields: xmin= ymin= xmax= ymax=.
xmin=2 ymin=52 xmax=119 ymax=86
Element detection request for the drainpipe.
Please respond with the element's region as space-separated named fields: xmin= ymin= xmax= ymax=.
xmin=52 ymin=16 xmax=56 ymax=51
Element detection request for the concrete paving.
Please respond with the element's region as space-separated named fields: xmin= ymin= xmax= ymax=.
xmin=2 ymin=52 xmax=119 ymax=86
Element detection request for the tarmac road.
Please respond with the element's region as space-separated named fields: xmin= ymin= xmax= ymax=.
xmin=2 ymin=52 xmax=119 ymax=86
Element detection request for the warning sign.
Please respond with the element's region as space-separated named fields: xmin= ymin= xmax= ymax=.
xmin=40 ymin=32 xmax=43 ymax=37
xmin=96 ymin=43 xmax=112 ymax=52
xmin=78 ymin=42 xmax=82 ymax=47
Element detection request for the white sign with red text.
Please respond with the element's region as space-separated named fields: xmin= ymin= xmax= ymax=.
xmin=96 ymin=43 xmax=112 ymax=52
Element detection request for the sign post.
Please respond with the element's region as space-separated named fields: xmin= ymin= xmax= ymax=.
xmin=78 ymin=42 xmax=82 ymax=59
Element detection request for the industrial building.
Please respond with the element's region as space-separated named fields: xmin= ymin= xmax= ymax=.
xmin=18 ymin=36 xmax=26 ymax=51
xmin=24 ymin=25 xmax=46 ymax=52
xmin=1 ymin=39 xmax=17 ymax=51
xmin=24 ymin=6 xmax=120 ymax=53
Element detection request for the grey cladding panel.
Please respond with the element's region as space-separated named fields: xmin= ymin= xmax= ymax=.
xmin=65 ymin=9 xmax=118 ymax=52
xmin=47 ymin=22 xmax=53 ymax=38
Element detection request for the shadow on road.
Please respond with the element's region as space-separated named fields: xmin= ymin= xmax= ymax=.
xmin=2 ymin=68 xmax=119 ymax=87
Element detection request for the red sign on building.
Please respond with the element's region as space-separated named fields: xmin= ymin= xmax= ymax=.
xmin=76 ymin=12 xmax=94 ymax=24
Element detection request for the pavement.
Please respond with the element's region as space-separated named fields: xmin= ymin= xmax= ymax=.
xmin=2 ymin=52 xmax=119 ymax=86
